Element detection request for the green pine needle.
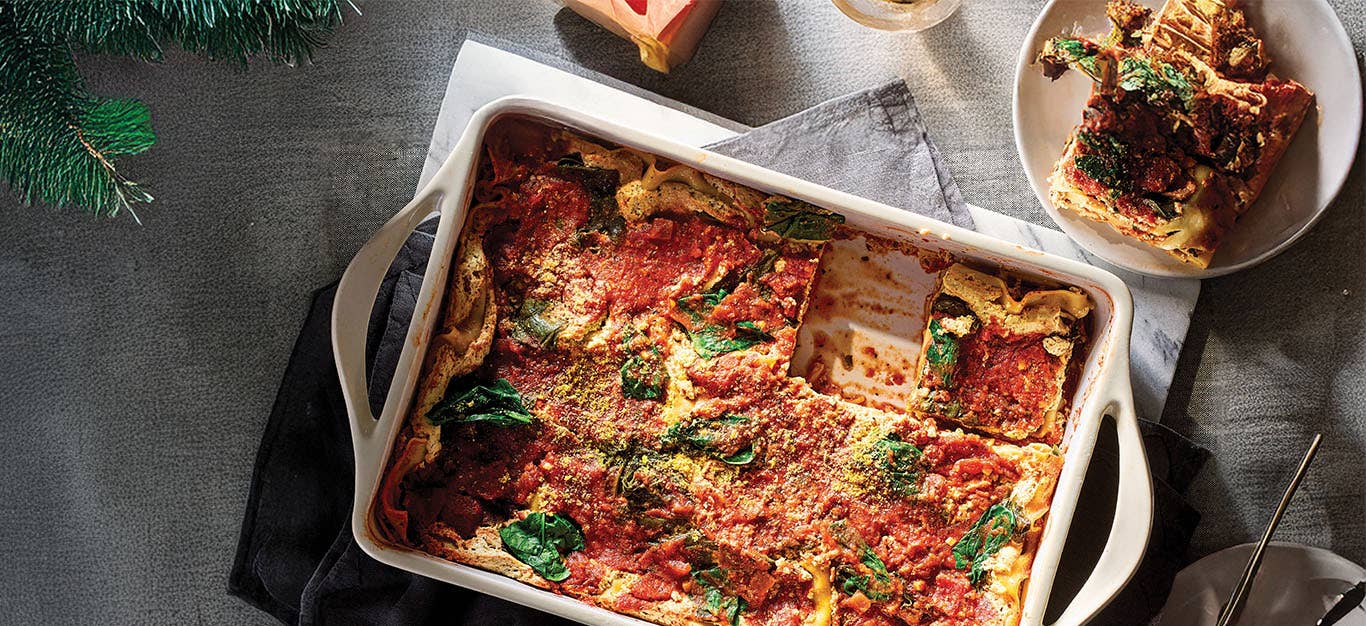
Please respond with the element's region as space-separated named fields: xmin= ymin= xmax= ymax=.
xmin=82 ymin=98 xmax=157 ymax=156
xmin=0 ymin=0 xmax=352 ymax=219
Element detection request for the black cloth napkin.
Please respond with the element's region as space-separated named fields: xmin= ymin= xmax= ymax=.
xmin=1046 ymin=420 xmax=1209 ymax=624
xmin=229 ymin=221 xmax=575 ymax=626
xmin=230 ymin=81 xmax=1206 ymax=626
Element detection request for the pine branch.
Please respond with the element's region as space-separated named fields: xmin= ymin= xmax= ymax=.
xmin=0 ymin=4 xmax=155 ymax=217
xmin=0 ymin=0 xmax=351 ymax=219
xmin=14 ymin=0 xmax=350 ymax=64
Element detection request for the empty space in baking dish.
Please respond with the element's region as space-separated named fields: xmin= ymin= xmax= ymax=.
xmin=789 ymin=222 xmax=1112 ymax=453
xmin=790 ymin=234 xmax=937 ymax=412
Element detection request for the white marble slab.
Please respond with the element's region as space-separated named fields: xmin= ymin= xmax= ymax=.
xmin=420 ymin=38 xmax=1201 ymax=422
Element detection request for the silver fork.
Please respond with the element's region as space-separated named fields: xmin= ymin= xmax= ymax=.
xmin=1215 ymin=433 xmax=1323 ymax=626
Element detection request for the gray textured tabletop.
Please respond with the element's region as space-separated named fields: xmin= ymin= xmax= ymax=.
xmin=1 ymin=1 xmax=1363 ymax=623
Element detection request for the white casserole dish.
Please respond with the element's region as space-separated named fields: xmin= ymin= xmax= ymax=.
xmin=332 ymin=96 xmax=1153 ymax=626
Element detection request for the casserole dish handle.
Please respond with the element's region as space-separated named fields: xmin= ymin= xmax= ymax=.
xmin=332 ymin=188 xmax=443 ymax=481
xmin=1048 ymin=377 xmax=1155 ymax=626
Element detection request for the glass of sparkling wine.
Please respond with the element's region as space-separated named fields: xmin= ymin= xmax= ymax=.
xmin=832 ymin=0 xmax=962 ymax=32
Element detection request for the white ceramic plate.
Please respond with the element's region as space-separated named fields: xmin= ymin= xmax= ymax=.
xmin=1014 ymin=0 xmax=1363 ymax=278
xmin=1157 ymin=542 xmax=1366 ymax=625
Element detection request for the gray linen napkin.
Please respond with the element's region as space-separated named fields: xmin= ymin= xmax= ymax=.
xmin=707 ymin=80 xmax=975 ymax=230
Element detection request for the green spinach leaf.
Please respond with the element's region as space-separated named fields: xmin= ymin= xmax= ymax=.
xmin=557 ymin=153 xmax=626 ymax=242
xmin=873 ymin=434 xmax=922 ymax=497
xmin=662 ymin=414 xmax=755 ymax=466
xmin=1072 ymin=130 xmax=1132 ymax=193
xmin=952 ymin=503 xmax=1021 ymax=587
xmin=498 ymin=512 xmax=586 ymax=582
xmin=514 ymin=298 xmax=563 ymax=349
xmin=1075 ymin=131 xmax=1131 ymax=192
xmin=691 ymin=322 xmax=772 ymax=359
xmin=1117 ymin=57 xmax=1195 ymax=110
xmin=556 ymin=153 xmax=618 ymax=196
xmin=763 ymin=200 xmax=845 ymax=241
xmin=931 ymin=295 xmax=972 ymax=318
xmin=426 ymin=377 xmax=534 ymax=428
xmin=829 ymin=520 xmax=900 ymax=601
xmin=839 ymin=573 xmax=872 ymax=597
xmin=677 ymin=286 xmax=728 ymax=322
xmin=675 ymin=286 xmax=774 ymax=359
xmin=693 ymin=565 xmax=729 ymax=588
xmin=1077 ymin=130 xmax=1127 ymax=157
xmin=926 ymin=318 xmax=961 ymax=387
xmin=1140 ymin=197 xmax=1179 ymax=220
xmin=837 ymin=546 xmax=895 ymax=601
xmin=621 ymin=349 xmax=666 ymax=400
xmin=612 ymin=447 xmax=677 ymax=510
xmin=918 ymin=398 xmax=964 ymax=420
xmin=718 ymin=447 xmax=755 ymax=466
xmin=744 ymin=249 xmax=780 ymax=283
xmin=861 ymin=547 xmax=891 ymax=578
xmin=692 ymin=567 xmax=746 ymax=626
xmin=1038 ymin=37 xmax=1104 ymax=81
xmin=1074 ymin=155 xmax=1126 ymax=191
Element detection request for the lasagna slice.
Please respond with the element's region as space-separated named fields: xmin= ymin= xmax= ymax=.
xmin=910 ymin=264 xmax=1092 ymax=444
xmin=1039 ymin=0 xmax=1313 ymax=267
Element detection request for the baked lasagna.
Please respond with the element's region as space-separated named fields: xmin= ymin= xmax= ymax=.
xmin=375 ymin=118 xmax=1094 ymax=626
xmin=1038 ymin=0 xmax=1313 ymax=267
xmin=910 ymin=265 xmax=1091 ymax=445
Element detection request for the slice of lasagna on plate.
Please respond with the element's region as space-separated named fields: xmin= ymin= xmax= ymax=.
xmin=1038 ymin=0 xmax=1314 ymax=267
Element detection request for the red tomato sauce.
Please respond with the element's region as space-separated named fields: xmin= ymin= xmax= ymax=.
xmin=399 ymin=422 xmax=547 ymax=540
xmin=951 ymin=321 xmax=1063 ymax=437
